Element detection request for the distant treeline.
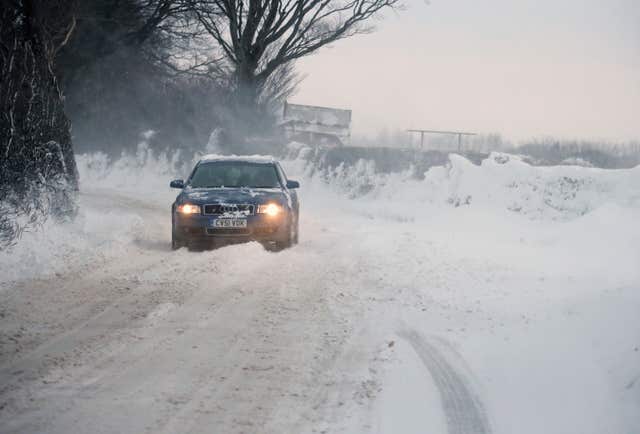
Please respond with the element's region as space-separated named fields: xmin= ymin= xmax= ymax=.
xmin=511 ymin=139 xmax=640 ymax=169
xmin=352 ymin=132 xmax=640 ymax=170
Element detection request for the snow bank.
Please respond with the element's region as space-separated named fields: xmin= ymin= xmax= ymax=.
xmin=288 ymin=147 xmax=640 ymax=222
xmin=280 ymin=148 xmax=640 ymax=434
xmin=0 ymin=204 xmax=145 ymax=284
xmin=0 ymin=143 xmax=189 ymax=284
xmin=76 ymin=143 xmax=193 ymax=201
xmin=2 ymin=145 xmax=639 ymax=284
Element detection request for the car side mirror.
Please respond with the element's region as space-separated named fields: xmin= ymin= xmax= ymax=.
xmin=170 ymin=179 xmax=185 ymax=189
xmin=286 ymin=180 xmax=300 ymax=189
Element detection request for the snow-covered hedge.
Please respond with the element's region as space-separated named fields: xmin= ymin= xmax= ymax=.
xmin=287 ymin=145 xmax=640 ymax=221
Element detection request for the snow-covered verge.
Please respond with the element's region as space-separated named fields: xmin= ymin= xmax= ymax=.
xmin=1 ymin=144 xmax=639 ymax=434
xmin=0 ymin=144 xmax=185 ymax=283
xmin=289 ymin=144 xmax=640 ymax=221
xmin=286 ymin=147 xmax=640 ymax=433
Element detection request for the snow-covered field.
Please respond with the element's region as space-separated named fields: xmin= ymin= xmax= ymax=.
xmin=1 ymin=145 xmax=639 ymax=434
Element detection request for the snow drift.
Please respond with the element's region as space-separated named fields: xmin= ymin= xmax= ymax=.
xmin=291 ymin=146 xmax=640 ymax=221
xmin=1 ymin=144 xmax=639 ymax=283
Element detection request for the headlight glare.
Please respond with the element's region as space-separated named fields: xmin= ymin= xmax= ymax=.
xmin=258 ymin=203 xmax=282 ymax=217
xmin=177 ymin=204 xmax=201 ymax=214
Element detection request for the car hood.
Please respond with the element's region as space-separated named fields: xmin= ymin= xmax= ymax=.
xmin=178 ymin=187 xmax=286 ymax=205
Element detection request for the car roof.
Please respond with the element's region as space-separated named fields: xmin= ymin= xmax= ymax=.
xmin=198 ymin=154 xmax=277 ymax=165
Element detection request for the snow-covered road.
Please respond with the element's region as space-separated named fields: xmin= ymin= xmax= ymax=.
xmin=1 ymin=151 xmax=639 ymax=433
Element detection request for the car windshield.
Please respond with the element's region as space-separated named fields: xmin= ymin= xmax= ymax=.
xmin=189 ymin=162 xmax=281 ymax=188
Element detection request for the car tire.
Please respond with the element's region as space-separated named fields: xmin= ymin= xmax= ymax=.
xmin=171 ymin=228 xmax=183 ymax=250
xmin=293 ymin=214 xmax=299 ymax=245
xmin=275 ymin=218 xmax=295 ymax=251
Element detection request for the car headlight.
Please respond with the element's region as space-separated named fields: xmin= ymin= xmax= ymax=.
xmin=177 ymin=204 xmax=201 ymax=214
xmin=257 ymin=203 xmax=282 ymax=217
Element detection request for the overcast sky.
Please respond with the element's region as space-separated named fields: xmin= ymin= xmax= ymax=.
xmin=294 ymin=0 xmax=640 ymax=142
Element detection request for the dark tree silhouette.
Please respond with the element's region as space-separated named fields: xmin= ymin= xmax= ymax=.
xmin=56 ymin=0 xmax=194 ymax=91
xmin=0 ymin=0 xmax=79 ymax=247
xmin=55 ymin=0 xmax=214 ymax=155
xmin=189 ymin=0 xmax=400 ymax=111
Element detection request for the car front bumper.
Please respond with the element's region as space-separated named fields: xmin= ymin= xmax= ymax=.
xmin=173 ymin=212 xmax=289 ymax=245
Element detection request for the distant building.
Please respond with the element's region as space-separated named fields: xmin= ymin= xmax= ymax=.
xmin=281 ymin=102 xmax=352 ymax=148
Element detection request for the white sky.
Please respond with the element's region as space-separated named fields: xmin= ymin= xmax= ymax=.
xmin=294 ymin=0 xmax=640 ymax=142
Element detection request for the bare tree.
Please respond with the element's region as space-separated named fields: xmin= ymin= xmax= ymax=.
xmin=56 ymin=0 xmax=199 ymax=89
xmin=188 ymin=0 xmax=400 ymax=109
xmin=0 ymin=0 xmax=82 ymax=247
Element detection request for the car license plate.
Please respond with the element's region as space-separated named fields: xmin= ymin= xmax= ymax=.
xmin=212 ymin=218 xmax=247 ymax=228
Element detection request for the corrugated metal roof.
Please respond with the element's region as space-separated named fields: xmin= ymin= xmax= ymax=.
xmin=283 ymin=102 xmax=352 ymax=127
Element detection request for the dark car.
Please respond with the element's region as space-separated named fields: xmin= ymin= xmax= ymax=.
xmin=170 ymin=156 xmax=300 ymax=251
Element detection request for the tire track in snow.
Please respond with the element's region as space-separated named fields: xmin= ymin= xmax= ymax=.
xmin=399 ymin=330 xmax=492 ymax=434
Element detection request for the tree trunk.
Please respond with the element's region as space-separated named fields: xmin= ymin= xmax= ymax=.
xmin=0 ymin=2 xmax=78 ymax=248
xmin=234 ymin=60 xmax=261 ymax=110
xmin=229 ymin=62 xmax=275 ymax=134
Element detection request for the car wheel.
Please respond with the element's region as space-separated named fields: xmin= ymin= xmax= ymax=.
xmin=171 ymin=228 xmax=183 ymax=250
xmin=275 ymin=219 xmax=295 ymax=251
xmin=293 ymin=215 xmax=299 ymax=245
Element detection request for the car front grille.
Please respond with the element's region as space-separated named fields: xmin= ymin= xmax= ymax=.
xmin=203 ymin=204 xmax=255 ymax=215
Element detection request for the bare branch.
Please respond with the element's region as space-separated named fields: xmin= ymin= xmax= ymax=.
xmin=190 ymin=0 xmax=401 ymax=106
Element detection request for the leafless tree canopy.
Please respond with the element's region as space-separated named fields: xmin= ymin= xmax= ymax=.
xmin=188 ymin=0 xmax=400 ymax=105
